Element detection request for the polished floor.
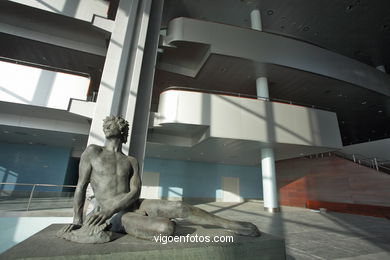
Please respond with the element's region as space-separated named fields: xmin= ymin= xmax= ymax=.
xmin=1 ymin=200 xmax=390 ymax=259
xmin=197 ymin=201 xmax=390 ymax=260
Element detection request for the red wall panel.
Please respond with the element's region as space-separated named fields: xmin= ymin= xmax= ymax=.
xmin=276 ymin=156 xmax=390 ymax=212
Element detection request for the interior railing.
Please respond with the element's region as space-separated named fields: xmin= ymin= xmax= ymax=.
xmin=163 ymin=87 xmax=334 ymax=112
xmin=334 ymin=152 xmax=390 ymax=174
xmin=308 ymin=152 xmax=390 ymax=175
xmin=0 ymin=182 xmax=76 ymax=211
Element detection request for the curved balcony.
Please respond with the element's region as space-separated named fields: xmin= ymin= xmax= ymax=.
xmin=161 ymin=17 xmax=390 ymax=97
xmin=155 ymin=17 xmax=390 ymax=145
xmin=147 ymin=88 xmax=342 ymax=164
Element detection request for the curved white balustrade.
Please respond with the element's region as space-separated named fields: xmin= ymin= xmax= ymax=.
xmin=154 ymin=89 xmax=342 ymax=150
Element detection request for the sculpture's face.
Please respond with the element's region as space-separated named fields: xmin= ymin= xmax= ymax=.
xmin=103 ymin=123 xmax=121 ymax=139
xmin=103 ymin=122 xmax=128 ymax=143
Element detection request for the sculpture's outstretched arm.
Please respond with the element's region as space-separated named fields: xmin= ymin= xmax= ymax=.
xmin=59 ymin=146 xmax=94 ymax=234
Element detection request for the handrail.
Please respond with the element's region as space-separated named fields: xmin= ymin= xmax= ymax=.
xmin=334 ymin=152 xmax=387 ymax=164
xmin=0 ymin=182 xmax=76 ymax=188
xmin=307 ymin=152 xmax=390 ymax=173
xmin=163 ymin=86 xmax=334 ymax=112
xmin=333 ymin=151 xmax=390 ymax=173
xmin=0 ymin=182 xmax=76 ymax=211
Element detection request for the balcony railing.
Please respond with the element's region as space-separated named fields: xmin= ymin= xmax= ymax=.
xmin=0 ymin=182 xmax=76 ymax=212
xmin=163 ymin=86 xmax=333 ymax=112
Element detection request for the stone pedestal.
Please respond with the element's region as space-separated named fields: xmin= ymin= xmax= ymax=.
xmin=1 ymin=224 xmax=286 ymax=260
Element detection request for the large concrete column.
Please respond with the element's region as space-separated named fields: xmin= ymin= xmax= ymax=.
xmin=251 ymin=9 xmax=280 ymax=212
xmin=89 ymin=0 xmax=162 ymax=166
xmin=86 ymin=0 xmax=163 ymax=208
xmin=129 ymin=0 xmax=164 ymax=174
xmin=88 ymin=0 xmax=144 ymax=148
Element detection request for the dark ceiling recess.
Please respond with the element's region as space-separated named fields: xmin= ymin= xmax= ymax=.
xmin=162 ymin=0 xmax=390 ymax=69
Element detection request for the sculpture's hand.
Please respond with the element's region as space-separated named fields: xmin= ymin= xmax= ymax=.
xmin=85 ymin=208 xmax=115 ymax=226
xmin=60 ymin=223 xmax=81 ymax=233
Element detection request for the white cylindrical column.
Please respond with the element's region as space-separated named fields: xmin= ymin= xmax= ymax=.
xmin=256 ymin=77 xmax=269 ymax=99
xmin=261 ymin=148 xmax=279 ymax=212
xmin=250 ymin=9 xmax=262 ymax=31
xmin=376 ymin=65 xmax=386 ymax=73
xmin=256 ymin=76 xmax=279 ymax=212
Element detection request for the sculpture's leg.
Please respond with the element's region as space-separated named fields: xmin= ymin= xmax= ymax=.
xmin=139 ymin=200 xmax=260 ymax=236
xmin=119 ymin=212 xmax=175 ymax=240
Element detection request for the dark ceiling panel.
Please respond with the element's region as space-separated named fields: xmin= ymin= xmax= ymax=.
xmin=162 ymin=0 xmax=390 ymax=69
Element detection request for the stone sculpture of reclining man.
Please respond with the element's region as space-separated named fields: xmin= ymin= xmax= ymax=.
xmin=58 ymin=116 xmax=260 ymax=243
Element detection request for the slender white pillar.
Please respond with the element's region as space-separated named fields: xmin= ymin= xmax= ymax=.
xmin=256 ymin=77 xmax=269 ymax=100
xmin=255 ymin=76 xmax=280 ymax=212
xmin=376 ymin=65 xmax=386 ymax=73
xmin=250 ymin=9 xmax=262 ymax=31
xmin=261 ymin=148 xmax=279 ymax=212
xmin=251 ymin=7 xmax=279 ymax=212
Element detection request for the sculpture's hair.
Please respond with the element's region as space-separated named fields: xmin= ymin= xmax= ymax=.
xmin=103 ymin=115 xmax=129 ymax=142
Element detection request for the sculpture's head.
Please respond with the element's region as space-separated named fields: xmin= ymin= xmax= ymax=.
xmin=103 ymin=116 xmax=129 ymax=143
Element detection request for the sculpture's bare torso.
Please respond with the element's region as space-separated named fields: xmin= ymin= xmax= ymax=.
xmin=88 ymin=146 xmax=135 ymax=211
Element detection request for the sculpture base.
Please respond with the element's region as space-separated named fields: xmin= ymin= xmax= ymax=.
xmin=1 ymin=224 xmax=286 ymax=260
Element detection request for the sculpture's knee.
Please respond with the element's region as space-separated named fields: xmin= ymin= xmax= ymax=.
xmin=172 ymin=201 xmax=190 ymax=218
xmin=156 ymin=221 xmax=175 ymax=235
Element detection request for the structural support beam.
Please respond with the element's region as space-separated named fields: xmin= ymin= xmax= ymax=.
xmin=86 ymin=0 xmax=163 ymax=209
xmin=88 ymin=0 xmax=141 ymax=148
xmin=129 ymin=0 xmax=164 ymax=175
xmin=88 ymin=0 xmax=155 ymax=154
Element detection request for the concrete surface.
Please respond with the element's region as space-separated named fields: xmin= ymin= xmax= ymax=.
xmin=0 ymin=201 xmax=389 ymax=259
xmin=1 ymin=224 xmax=285 ymax=260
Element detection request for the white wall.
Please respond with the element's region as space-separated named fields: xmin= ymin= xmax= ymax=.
xmin=0 ymin=61 xmax=90 ymax=110
xmin=156 ymin=90 xmax=342 ymax=148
